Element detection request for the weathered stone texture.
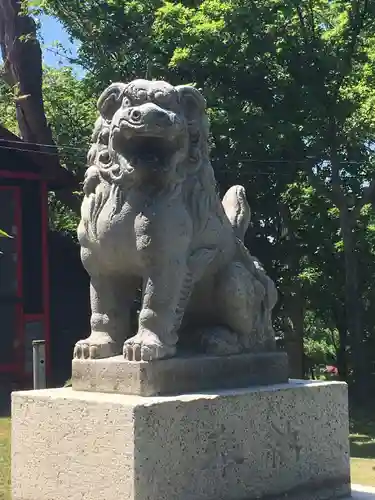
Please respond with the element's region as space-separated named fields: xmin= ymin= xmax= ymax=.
xmin=72 ymin=351 xmax=289 ymax=396
xmin=12 ymin=380 xmax=350 ymax=500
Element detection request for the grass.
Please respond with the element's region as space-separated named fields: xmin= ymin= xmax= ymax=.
xmin=350 ymin=411 xmax=375 ymax=487
xmin=0 ymin=412 xmax=374 ymax=499
xmin=0 ymin=418 xmax=10 ymax=500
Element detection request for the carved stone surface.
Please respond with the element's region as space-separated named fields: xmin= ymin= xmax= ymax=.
xmin=74 ymin=79 xmax=278 ymax=362
xmin=12 ymin=380 xmax=350 ymax=500
xmin=72 ymin=351 xmax=289 ymax=396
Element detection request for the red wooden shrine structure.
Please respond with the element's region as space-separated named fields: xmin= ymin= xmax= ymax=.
xmin=0 ymin=125 xmax=74 ymax=381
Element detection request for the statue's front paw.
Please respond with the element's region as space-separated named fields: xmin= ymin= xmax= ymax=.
xmin=123 ymin=332 xmax=176 ymax=361
xmin=73 ymin=334 xmax=120 ymax=359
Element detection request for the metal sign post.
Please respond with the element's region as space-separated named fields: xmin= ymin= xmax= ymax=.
xmin=32 ymin=340 xmax=46 ymax=389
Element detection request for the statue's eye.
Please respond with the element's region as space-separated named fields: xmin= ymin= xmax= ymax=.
xmin=122 ymin=96 xmax=131 ymax=107
xmin=136 ymin=90 xmax=147 ymax=101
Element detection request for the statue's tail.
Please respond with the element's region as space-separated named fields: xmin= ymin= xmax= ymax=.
xmin=222 ymin=185 xmax=251 ymax=241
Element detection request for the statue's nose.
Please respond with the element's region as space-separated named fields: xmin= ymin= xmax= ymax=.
xmin=127 ymin=106 xmax=171 ymax=126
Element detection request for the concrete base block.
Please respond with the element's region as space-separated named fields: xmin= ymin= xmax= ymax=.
xmin=12 ymin=380 xmax=350 ymax=500
xmin=72 ymin=351 xmax=289 ymax=396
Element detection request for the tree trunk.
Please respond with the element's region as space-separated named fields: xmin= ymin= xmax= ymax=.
xmin=277 ymin=203 xmax=305 ymax=378
xmin=333 ymin=308 xmax=349 ymax=381
xmin=329 ymin=141 xmax=367 ymax=397
xmin=0 ymin=1 xmax=55 ymax=144
xmin=340 ymin=208 xmax=367 ymax=398
xmin=0 ymin=0 xmax=79 ymax=213
xmin=283 ymin=288 xmax=305 ymax=378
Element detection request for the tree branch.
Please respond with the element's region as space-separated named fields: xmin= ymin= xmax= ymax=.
xmin=352 ymin=176 xmax=375 ymax=218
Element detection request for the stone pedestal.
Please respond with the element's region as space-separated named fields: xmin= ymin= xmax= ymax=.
xmin=72 ymin=351 xmax=289 ymax=396
xmin=12 ymin=380 xmax=350 ymax=500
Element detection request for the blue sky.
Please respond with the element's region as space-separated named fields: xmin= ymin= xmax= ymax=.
xmin=39 ymin=14 xmax=84 ymax=76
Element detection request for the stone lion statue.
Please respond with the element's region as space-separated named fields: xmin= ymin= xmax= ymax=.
xmin=74 ymin=79 xmax=277 ymax=361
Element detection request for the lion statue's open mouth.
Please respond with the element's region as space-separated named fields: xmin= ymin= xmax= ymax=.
xmin=112 ymin=133 xmax=178 ymax=172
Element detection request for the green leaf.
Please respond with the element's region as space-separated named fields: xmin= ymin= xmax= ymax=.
xmin=0 ymin=229 xmax=12 ymax=238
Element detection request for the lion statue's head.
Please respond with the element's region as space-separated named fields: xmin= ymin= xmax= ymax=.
xmin=84 ymin=79 xmax=214 ymax=196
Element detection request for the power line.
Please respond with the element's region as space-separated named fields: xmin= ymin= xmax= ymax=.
xmin=0 ymin=144 xmax=303 ymax=175
xmin=0 ymin=138 xmax=86 ymax=152
xmin=0 ymin=143 xmax=85 ymax=157
xmin=0 ymin=139 xmax=373 ymax=169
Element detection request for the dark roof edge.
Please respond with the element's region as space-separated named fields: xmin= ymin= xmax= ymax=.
xmin=0 ymin=124 xmax=78 ymax=190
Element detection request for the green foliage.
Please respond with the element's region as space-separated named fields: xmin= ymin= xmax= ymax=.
xmin=48 ymin=193 xmax=80 ymax=237
xmin=0 ymin=228 xmax=13 ymax=255
xmin=0 ymin=81 xmax=19 ymax=135
xmin=41 ymin=67 xmax=96 ymax=177
xmin=304 ymin=311 xmax=338 ymax=367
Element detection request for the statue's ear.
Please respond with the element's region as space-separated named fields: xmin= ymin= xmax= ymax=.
xmin=97 ymin=83 xmax=127 ymax=121
xmin=175 ymin=85 xmax=206 ymax=122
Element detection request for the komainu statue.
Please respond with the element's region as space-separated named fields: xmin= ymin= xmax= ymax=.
xmin=74 ymin=79 xmax=277 ymax=361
